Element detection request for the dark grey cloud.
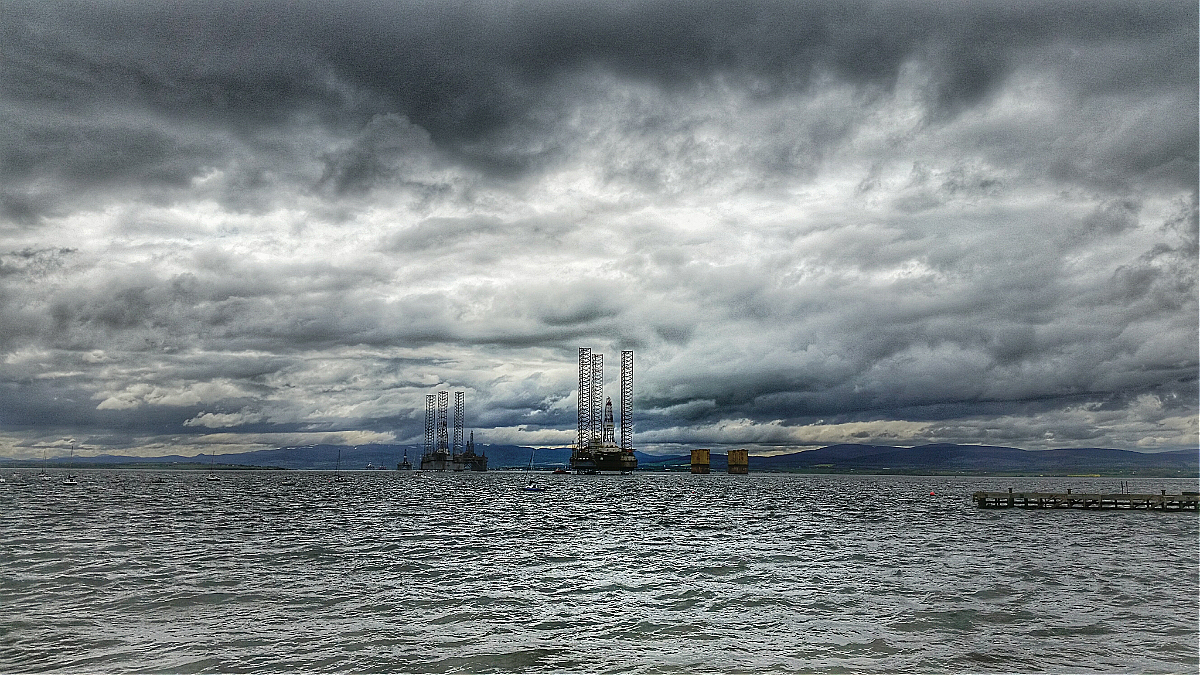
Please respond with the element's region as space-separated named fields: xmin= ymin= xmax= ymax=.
xmin=6 ymin=1 xmax=1194 ymax=172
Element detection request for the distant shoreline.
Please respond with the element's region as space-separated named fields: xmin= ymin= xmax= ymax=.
xmin=0 ymin=462 xmax=286 ymax=471
xmin=2 ymin=463 xmax=1194 ymax=478
xmin=2 ymin=442 xmax=1194 ymax=477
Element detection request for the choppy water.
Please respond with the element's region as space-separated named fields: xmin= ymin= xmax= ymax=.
xmin=1 ymin=470 xmax=1196 ymax=673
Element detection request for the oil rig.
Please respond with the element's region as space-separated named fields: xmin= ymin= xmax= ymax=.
xmin=420 ymin=391 xmax=487 ymax=471
xmin=570 ymin=348 xmax=637 ymax=473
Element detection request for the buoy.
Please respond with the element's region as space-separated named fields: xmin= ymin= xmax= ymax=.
xmin=929 ymin=491 xmax=935 ymax=496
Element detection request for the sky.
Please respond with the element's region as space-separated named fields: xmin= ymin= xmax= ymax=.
xmin=1 ymin=0 xmax=1196 ymax=459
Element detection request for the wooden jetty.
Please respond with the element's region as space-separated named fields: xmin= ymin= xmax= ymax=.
xmin=973 ymin=488 xmax=1199 ymax=510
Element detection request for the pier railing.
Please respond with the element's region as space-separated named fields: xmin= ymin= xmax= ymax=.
xmin=973 ymin=489 xmax=1199 ymax=510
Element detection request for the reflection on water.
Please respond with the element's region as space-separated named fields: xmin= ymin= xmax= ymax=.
xmin=1 ymin=471 xmax=1196 ymax=673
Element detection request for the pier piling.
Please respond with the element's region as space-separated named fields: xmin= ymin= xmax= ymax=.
xmin=727 ymin=449 xmax=748 ymax=474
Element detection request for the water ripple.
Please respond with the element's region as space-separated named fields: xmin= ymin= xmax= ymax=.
xmin=0 ymin=471 xmax=1196 ymax=673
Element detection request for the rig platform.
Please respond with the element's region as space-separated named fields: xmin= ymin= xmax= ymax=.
xmin=570 ymin=347 xmax=637 ymax=474
xmin=570 ymin=447 xmax=637 ymax=473
xmin=419 ymin=392 xmax=487 ymax=471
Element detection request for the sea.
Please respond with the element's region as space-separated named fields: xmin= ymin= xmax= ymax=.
xmin=1 ymin=470 xmax=1196 ymax=674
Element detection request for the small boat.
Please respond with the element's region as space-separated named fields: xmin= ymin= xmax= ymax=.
xmin=551 ymin=467 xmax=569 ymax=474
xmin=206 ymin=451 xmax=220 ymax=481
xmin=63 ymin=440 xmax=78 ymax=485
xmin=521 ymin=451 xmax=546 ymax=492
xmin=333 ymin=446 xmax=346 ymax=481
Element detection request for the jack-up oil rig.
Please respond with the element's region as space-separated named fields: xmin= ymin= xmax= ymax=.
xmin=570 ymin=348 xmax=637 ymax=473
xmin=420 ymin=391 xmax=487 ymax=471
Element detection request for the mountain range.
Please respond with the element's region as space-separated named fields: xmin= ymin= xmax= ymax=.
xmin=640 ymin=443 xmax=1198 ymax=476
xmin=2 ymin=443 xmax=1196 ymax=476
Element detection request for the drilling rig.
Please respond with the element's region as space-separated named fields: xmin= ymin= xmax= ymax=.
xmin=419 ymin=391 xmax=486 ymax=471
xmin=570 ymin=348 xmax=637 ymax=473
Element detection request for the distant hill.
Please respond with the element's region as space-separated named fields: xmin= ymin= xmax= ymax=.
xmin=2 ymin=443 xmax=1195 ymax=476
xmin=1 ymin=444 xmax=600 ymax=471
xmin=639 ymin=444 xmax=1198 ymax=476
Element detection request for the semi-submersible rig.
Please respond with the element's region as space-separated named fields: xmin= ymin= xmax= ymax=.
xmin=570 ymin=348 xmax=637 ymax=473
xmin=420 ymin=391 xmax=487 ymax=471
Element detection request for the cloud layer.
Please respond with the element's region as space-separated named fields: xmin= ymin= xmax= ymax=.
xmin=1 ymin=0 xmax=1196 ymax=457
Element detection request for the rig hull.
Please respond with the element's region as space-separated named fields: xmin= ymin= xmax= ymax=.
xmin=419 ymin=451 xmax=487 ymax=471
xmin=454 ymin=452 xmax=488 ymax=471
xmin=420 ymin=451 xmax=452 ymax=471
xmin=571 ymin=443 xmax=637 ymax=473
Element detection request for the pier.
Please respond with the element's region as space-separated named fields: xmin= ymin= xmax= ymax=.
xmin=973 ymin=488 xmax=1199 ymax=510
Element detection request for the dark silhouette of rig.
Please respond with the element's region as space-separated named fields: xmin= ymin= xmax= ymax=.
xmin=419 ymin=391 xmax=487 ymax=471
xmin=570 ymin=348 xmax=636 ymax=474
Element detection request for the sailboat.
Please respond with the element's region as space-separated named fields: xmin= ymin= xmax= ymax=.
xmin=39 ymin=448 xmax=50 ymax=481
xmin=62 ymin=441 xmax=78 ymax=485
xmin=206 ymin=451 xmax=220 ymax=481
xmin=521 ymin=450 xmax=546 ymax=492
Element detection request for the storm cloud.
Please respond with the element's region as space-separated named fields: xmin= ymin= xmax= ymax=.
xmin=0 ymin=0 xmax=1195 ymax=458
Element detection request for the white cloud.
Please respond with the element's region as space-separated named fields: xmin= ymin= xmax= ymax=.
xmin=183 ymin=411 xmax=265 ymax=429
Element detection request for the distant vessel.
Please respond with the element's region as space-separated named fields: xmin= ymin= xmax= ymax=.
xmin=397 ymin=450 xmax=413 ymax=471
